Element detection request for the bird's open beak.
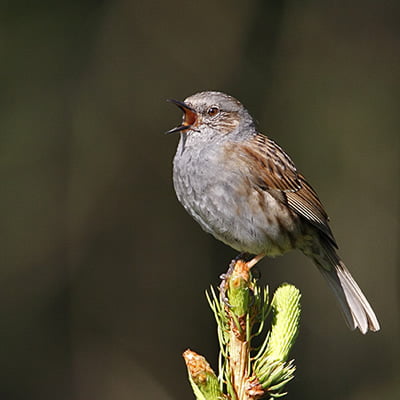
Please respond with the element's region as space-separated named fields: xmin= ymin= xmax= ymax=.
xmin=165 ymin=99 xmax=198 ymax=134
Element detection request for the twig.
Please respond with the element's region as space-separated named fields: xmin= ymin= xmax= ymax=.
xmin=183 ymin=259 xmax=301 ymax=400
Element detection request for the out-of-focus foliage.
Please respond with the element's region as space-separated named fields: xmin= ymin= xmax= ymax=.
xmin=0 ymin=1 xmax=398 ymax=399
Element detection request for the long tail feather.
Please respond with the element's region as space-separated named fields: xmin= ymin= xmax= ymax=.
xmin=310 ymin=243 xmax=380 ymax=334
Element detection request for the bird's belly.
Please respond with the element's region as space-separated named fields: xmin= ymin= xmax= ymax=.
xmin=174 ymin=166 xmax=301 ymax=256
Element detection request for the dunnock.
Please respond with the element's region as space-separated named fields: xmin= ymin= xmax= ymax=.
xmin=167 ymin=91 xmax=379 ymax=334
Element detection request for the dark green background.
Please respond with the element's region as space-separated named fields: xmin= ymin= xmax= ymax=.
xmin=1 ymin=1 xmax=399 ymax=399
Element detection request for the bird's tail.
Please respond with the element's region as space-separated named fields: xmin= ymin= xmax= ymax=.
xmin=309 ymin=241 xmax=380 ymax=334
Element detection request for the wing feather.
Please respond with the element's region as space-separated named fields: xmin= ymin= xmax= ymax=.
xmin=238 ymin=133 xmax=337 ymax=246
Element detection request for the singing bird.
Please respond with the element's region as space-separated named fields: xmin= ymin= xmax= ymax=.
xmin=167 ymin=91 xmax=380 ymax=334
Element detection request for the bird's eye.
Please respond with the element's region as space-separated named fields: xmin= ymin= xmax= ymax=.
xmin=207 ymin=106 xmax=219 ymax=117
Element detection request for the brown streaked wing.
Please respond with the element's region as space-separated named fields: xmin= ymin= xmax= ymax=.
xmin=238 ymin=133 xmax=337 ymax=247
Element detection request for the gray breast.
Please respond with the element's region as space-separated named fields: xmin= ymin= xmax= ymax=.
xmin=172 ymin=136 xmax=301 ymax=255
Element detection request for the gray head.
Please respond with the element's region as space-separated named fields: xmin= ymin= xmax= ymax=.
xmin=166 ymin=91 xmax=255 ymax=139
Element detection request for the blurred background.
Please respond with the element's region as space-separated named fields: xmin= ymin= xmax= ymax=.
xmin=1 ymin=1 xmax=399 ymax=399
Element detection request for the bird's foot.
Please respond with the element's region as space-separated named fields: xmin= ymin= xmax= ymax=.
xmin=246 ymin=253 xmax=265 ymax=269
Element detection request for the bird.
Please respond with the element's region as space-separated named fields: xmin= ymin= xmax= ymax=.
xmin=166 ymin=90 xmax=380 ymax=334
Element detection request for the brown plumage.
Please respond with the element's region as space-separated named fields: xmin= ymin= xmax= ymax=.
xmin=239 ymin=134 xmax=336 ymax=245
